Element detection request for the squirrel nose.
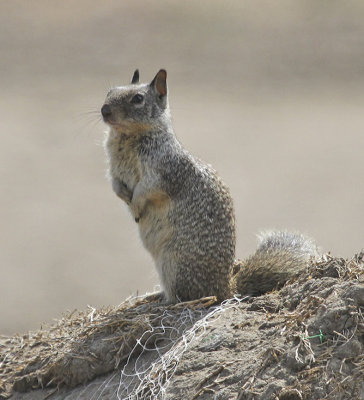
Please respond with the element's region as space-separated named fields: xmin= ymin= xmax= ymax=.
xmin=101 ymin=104 xmax=112 ymax=119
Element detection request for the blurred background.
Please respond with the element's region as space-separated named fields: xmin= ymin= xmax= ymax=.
xmin=1 ymin=0 xmax=363 ymax=334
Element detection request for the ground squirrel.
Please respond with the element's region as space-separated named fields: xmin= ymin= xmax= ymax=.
xmin=101 ymin=69 xmax=318 ymax=303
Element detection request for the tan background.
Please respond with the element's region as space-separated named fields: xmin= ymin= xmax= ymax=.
xmin=1 ymin=0 xmax=363 ymax=334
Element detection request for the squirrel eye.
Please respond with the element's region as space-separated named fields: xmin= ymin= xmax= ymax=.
xmin=130 ymin=93 xmax=144 ymax=104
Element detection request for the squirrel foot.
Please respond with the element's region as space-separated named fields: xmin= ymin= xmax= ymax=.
xmin=142 ymin=291 xmax=167 ymax=304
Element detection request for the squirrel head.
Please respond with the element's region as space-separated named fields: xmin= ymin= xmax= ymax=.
xmin=101 ymin=69 xmax=169 ymax=134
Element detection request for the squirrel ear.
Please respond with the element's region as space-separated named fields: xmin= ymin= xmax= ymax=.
xmin=131 ymin=69 xmax=139 ymax=84
xmin=150 ymin=69 xmax=167 ymax=97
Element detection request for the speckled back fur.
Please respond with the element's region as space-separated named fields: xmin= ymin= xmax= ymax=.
xmin=102 ymin=70 xmax=235 ymax=302
xmin=102 ymin=69 xmax=319 ymax=303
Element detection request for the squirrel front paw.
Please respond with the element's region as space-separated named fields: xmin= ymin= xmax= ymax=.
xmin=130 ymin=192 xmax=145 ymax=223
xmin=131 ymin=202 xmax=143 ymax=223
xmin=112 ymin=178 xmax=133 ymax=204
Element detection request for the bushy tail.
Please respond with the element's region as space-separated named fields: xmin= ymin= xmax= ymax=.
xmin=233 ymin=231 xmax=319 ymax=296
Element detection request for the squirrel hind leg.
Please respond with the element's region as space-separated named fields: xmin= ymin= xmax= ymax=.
xmin=234 ymin=231 xmax=320 ymax=297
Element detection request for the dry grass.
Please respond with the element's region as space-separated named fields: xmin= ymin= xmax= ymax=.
xmin=237 ymin=252 xmax=364 ymax=399
xmin=0 ymin=294 xmax=217 ymax=398
xmin=283 ymin=253 xmax=364 ymax=399
xmin=1 ymin=252 xmax=363 ymax=399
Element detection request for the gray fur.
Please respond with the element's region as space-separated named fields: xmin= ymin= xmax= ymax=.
xmin=102 ymin=70 xmax=235 ymax=302
xmin=233 ymin=231 xmax=319 ymax=296
xmin=102 ymin=70 xmax=319 ymax=303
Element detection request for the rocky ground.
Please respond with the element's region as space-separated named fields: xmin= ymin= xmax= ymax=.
xmin=1 ymin=253 xmax=363 ymax=400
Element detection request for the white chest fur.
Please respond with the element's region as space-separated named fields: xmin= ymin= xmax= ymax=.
xmin=104 ymin=129 xmax=142 ymax=192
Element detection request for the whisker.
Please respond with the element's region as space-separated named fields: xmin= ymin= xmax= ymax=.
xmin=80 ymin=110 xmax=101 ymax=116
xmin=71 ymin=113 xmax=103 ymax=139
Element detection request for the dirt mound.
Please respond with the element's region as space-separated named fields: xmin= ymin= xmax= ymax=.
xmin=1 ymin=253 xmax=363 ymax=399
